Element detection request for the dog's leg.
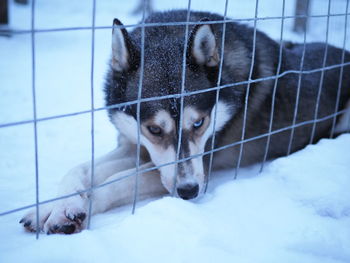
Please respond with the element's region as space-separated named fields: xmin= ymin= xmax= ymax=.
xmin=20 ymin=139 xmax=144 ymax=234
xmin=91 ymin=162 xmax=167 ymax=214
xmin=20 ymin=161 xmax=166 ymax=234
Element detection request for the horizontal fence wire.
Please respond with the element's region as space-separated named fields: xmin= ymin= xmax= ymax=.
xmin=1 ymin=62 xmax=350 ymax=130
xmin=1 ymin=107 xmax=347 ymax=218
xmin=0 ymin=13 xmax=349 ymax=35
xmin=1 ymin=2 xmax=349 ymax=239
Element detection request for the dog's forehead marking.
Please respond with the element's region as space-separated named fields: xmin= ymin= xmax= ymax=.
xmin=211 ymin=101 xmax=232 ymax=132
xmin=183 ymin=106 xmax=200 ymax=130
xmin=153 ymin=110 xmax=174 ymax=134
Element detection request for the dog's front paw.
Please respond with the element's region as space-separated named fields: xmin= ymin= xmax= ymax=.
xmin=19 ymin=203 xmax=52 ymax=233
xmin=44 ymin=204 xmax=87 ymax=235
xmin=20 ymin=196 xmax=88 ymax=235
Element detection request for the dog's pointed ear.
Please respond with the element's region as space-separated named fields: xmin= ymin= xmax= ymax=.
xmin=112 ymin=18 xmax=139 ymax=72
xmin=188 ymin=19 xmax=219 ymax=67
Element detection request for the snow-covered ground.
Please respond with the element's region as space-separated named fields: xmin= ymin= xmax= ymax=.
xmin=0 ymin=0 xmax=349 ymax=262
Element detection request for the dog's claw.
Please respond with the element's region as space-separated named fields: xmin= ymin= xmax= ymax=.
xmin=66 ymin=211 xmax=86 ymax=225
xmin=60 ymin=224 xmax=76 ymax=234
xmin=66 ymin=213 xmax=74 ymax=221
xmin=23 ymin=220 xmax=31 ymax=227
xmin=20 ymin=219 xmax=37 ymax=233
xmin=21 ymin=193 xmax=87 ymax=235
xmin=48 ymin=223 xmax=77 ymax=235
xmin=74 ymin=212 xmax=86 ymax=224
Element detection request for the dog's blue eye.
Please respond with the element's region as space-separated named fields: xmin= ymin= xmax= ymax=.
xmin=193 ymin=118 xmax=204 ymax=129
xmin=148 ymin=126 xmax=162 ymax=136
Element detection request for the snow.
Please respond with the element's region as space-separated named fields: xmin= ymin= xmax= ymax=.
xmin=0 ymin=0 xmax=350 ymax=262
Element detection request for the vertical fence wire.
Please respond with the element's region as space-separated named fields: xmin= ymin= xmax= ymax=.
xmin=260 ymin=0 xmax=286 ymax=172
xmin=330 ymin=0 xmax=349 ymax=138
xmin=87 ymin=0 xmax=97 ymax=229
xmin=235 ymin=0 xmax=259 ymax=179
xmin=287 ymin=0 xmax=309 ymax=156
xmin=205 ymin=0 xmax=229 ymax=193
xmin=309 ymin=0 xmax=332 ymax=144
xmin=7 ymin=0 xmax=350 ymax=234
xmin=132 ymin=1 xmax=147 ymax=214
xmin=172 ymin=0 xmax=192 ymax=196
xmin=30 ymin=0 xmax=40 ymax=240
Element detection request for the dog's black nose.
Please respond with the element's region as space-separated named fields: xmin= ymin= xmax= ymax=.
xmin=177 ymin=184 xmax=199 ymax=200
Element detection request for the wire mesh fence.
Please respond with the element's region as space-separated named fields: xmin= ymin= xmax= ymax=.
xmin=0 ymin=0 xmax=349 ymax=240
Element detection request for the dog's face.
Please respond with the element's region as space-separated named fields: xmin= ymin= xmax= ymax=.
xmin=108 ymin=18 xmax=233 ymax=199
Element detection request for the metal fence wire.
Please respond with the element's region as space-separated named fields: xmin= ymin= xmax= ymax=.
xmin=0 ymin=0 xmax=349 ymax=240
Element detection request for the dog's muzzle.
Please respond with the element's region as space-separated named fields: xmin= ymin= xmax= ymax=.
xmin=177 ymin=183 xmax=199 ymax=200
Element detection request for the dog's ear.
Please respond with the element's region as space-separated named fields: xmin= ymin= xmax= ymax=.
xmin=112 ymin=18 xmax=139 ymax=72
xmin=188 ymin=19 xmax=219 ymax=67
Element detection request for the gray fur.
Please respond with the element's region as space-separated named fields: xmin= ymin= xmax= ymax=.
xmin=105 ymin=10 xmax=350 ymax=169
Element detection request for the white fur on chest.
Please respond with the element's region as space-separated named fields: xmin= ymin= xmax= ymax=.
xmin=334 ymin=99 xmax=350 ymax=133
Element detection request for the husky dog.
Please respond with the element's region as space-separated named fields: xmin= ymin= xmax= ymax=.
xmin=20 ymin=10 xmax=350 ymax=234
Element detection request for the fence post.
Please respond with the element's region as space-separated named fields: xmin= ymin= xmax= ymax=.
xmin=0 ymin=0 xmax=8 ymax=25
xmin=132 ymin=0 xmax=153 ymax=16
xmin=293 ymin=0 xmax=310 ymax=33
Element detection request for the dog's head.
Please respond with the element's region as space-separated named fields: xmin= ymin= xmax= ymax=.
xmin=107 ymin=18 xmax=236 ymax=199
